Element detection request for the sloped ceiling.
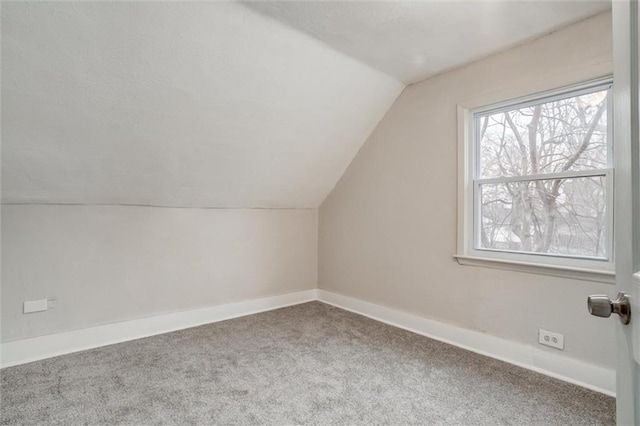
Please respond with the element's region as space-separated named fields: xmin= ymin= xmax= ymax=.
xmin=2 ymin=2 xmax=610 ymax=208
xmin=245 ymin=1 xmax=611 ymax=84
xmin=1 ymin=2 xmax=403 ymax=208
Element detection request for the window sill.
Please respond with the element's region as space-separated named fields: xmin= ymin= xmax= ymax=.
xmin=453 ymin=254 xmax=615 ymax=284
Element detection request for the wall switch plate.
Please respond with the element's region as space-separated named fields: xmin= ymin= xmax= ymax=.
xmin=538 ymin=329 xmax=564 ymax=350
xmin=23 ymin=299 xmax=49 ymax=314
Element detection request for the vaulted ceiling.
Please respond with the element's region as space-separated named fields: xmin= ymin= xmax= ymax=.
xmin=1 ymin=1 xmax=610 ymax=208
xmin=1 ymin=2 xmax=402 ymax=208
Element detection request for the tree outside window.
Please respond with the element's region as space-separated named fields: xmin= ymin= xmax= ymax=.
xmin=475 ymin=84 xmax=611 ymax=260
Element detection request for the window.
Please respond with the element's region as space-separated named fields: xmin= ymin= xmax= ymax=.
xmin=456 ymin=78 xmax=614 ymax=282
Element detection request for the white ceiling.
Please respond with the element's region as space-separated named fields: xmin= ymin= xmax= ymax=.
xmin=2 ymin=1 xmax=610 ymax=208
xmin=245 ymin=1 xmax=611 ymax=84
xmin=1 ymin=2 xmax=402 ymax=208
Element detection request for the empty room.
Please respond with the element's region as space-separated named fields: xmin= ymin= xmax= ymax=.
xmin=1 ymin=0 xmax=639 ymax=424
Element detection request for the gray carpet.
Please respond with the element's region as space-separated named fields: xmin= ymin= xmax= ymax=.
xmin=1 ymin=302 xmax=614 ymax=425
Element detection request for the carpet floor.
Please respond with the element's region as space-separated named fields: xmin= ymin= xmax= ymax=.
xmin=1 ymin=301 xmax=614 ymax=425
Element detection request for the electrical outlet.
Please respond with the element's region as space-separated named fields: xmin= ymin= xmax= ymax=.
xmin=538 ymin=329 xmax=564 ymax=350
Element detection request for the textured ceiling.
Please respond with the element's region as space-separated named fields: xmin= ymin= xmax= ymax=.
xmin=2 ymin=1 xmax=610 ymax=208
xmin=1 ymin=2 xmax=403 ymax=208
xmin=245 ymin=1 xmax=611 ymax=84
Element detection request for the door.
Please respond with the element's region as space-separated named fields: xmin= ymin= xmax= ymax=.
xmin=612 ymin=0 xmax=639 ymax=424
xmin=590 ymin=1 xmax=639 ymax=424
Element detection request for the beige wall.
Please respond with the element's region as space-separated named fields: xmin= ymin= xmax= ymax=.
xmin=2 ymin=205 xmax=317 ymax=342
xmin=319 ymin=12 xmax=616 ymax=369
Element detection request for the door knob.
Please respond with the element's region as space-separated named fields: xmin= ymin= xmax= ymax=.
xmin=587 ymin=292 xmax=631 ymax=324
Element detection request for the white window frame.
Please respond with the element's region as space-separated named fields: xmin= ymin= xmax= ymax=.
xmin=455 ymin=77 xmax=615 ymax=284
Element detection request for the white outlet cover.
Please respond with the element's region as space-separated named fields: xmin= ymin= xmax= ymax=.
xmin=538 ymin=329 xmax=564 ymax=350
xmin=23 ymin=299 xmax=48 ymax=314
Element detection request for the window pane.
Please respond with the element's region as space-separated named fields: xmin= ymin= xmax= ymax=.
xmin=478 ymin=176 xmax=607 ymax=258
xmin=478 ymin=89 xmax=609 ymax=179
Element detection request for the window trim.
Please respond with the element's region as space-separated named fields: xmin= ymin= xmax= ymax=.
xmin=455 ymin=76 xmax=615 ymax=284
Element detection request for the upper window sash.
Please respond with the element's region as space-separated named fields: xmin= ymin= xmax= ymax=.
xmin=472 ymin=81 xmax=613 ymax=180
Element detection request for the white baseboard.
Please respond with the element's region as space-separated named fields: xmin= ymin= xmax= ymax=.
xmin=2 ymin=287 xmax=615 ymax=398
xmin=1 ymin=289 xmax=317 ymax=369
xmin=316 ymin=289 xmax=616 ymax=397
